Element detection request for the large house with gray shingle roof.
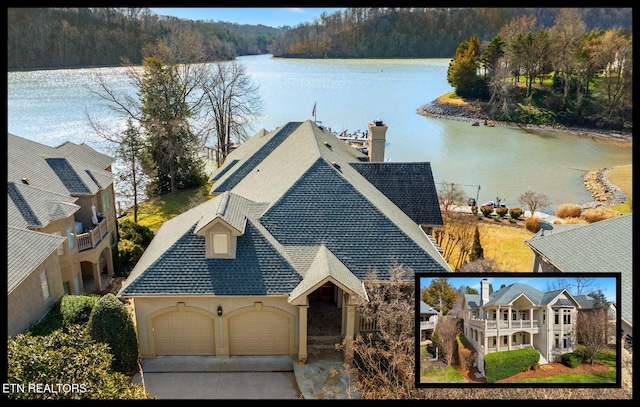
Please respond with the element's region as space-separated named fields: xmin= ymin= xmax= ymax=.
xmin=7 ymin=133 xmax=118 ymax=337
xmin=463 ymin=279 xmax=583 ymax=376
xmin=524 ymin=214 xmax=632 ymax=351
xmin=118 ymin=120 xmax=452 ymax=363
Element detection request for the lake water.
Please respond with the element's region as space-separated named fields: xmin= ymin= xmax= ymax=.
xmin=7 ymin=54 xmax=632 ymax=212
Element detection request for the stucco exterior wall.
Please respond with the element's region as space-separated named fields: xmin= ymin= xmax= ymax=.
xmin=7 ymin=251 xmax=64 ymax=337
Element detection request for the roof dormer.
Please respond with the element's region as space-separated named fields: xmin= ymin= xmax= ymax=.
xmin=194 ymin=191 xmax=247 ymax=259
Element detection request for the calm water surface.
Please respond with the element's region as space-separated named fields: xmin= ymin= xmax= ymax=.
xmin=7 ymin=54 xmax=632 ymax=211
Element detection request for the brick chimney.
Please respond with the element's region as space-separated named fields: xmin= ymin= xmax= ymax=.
xmin=368 ymin=119 xmax=387 ymax=162
xmin=481 ymin=278 xmax=490 ymax=306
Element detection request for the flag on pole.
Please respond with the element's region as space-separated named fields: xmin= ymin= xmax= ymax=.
xmin=312 ymin=102 xmax=316 ymax=117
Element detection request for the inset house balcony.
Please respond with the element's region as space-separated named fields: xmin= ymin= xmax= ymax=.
xmin=469 ymin=317 xmax=540 ymax=331
xmin=420 ymin=321 xmax=436 ymax=330
xmin=76 ymin=217 xmax=108 ymax=251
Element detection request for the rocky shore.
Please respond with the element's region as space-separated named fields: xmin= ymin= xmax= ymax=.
xmin=417 ymin=100 xmax=633 ymax=146
xmin=417 ymin=100 xmax=632 ymax=209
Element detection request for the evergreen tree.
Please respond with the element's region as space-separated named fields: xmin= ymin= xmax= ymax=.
xmin=86 ymin=294 xmax=139 ymax=375
xmin=446 ymin=36 xmax=487 ymax=98
xmin=469 ymin=225 xmax=484 ymax=262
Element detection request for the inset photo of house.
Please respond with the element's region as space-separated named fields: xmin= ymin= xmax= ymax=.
xmin=416 ymin=272 xmax=621 ymax=387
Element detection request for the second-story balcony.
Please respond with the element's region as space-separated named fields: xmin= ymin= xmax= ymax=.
xmin=469 ymin=317 xmax=540 ymax=331
xmin=420 ymin=321 xmax=436 ymax=330
xmin=76 ymin=217 xmax=109 ymax=252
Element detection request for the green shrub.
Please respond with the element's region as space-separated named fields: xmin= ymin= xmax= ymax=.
xmin=60 ymin=295 xmax=101 ymax=326
xmin=25 ymin=299 xmax=64 ymax=336
xmin=117 ymin=239 xmax=144 ymax=265
xmin=508 ymin=218 xmax=516 ymax=224
xmin=118 ymin=219 xmax=154 ymax=246
xmin=7 ymin=325 xmax=150 ymax=399
xmin=86 ymin=294 xmax=139 ymax=375
xmin=480 ymin=205 xmax=493 ymax=217
xmin=508 ymin=207 xmax=524 ymax=219
xmin=484 ymin=348 xmax=540 ymax=383
xmin=561 ymin=352 xmax=583 ymax=368
xmin=495 ymin=207 xmax=508 ymax=217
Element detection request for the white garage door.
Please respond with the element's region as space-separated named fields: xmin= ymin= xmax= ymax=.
xmin=153 ymin=311 xmax=215 ymax=356
xmin=228 ymin=310 xmax=290 ymax=355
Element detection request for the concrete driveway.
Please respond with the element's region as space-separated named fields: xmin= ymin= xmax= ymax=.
xmin=132 ymin=356 xmax=301 ymax=399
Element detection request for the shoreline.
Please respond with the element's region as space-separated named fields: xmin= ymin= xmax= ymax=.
xmin=416 ymin=99 xmax=631 ymax=209
xmin=416 ymin=101 xmax=633 ymax=148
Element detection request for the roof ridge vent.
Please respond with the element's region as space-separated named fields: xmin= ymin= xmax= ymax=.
xmin=216 ymin=191 xmax=230 ymax=216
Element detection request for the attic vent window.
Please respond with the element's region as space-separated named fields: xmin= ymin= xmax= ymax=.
xmin=324 ymin=142 xmax=332 ymax=149
xmin=21 ymin=178 xmax=30 ymax=185
xmin=331 ymin=162 xmax=341 ymax=170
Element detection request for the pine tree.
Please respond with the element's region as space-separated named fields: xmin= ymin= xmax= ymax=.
xmin=469 ymin=225 xmax=484 ymax=262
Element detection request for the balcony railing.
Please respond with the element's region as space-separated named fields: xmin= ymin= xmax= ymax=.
xmin=76 ymin=218 xmax=108 ymax=252
xmin=469 ymin=318 xmax=540 ymax=331
xmin=420 ymin=321 xmax=436 ymax=330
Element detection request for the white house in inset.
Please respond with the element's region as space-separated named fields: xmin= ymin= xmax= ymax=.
xmin=463 ymin=279 xmax=582 ymax=376
xmin=419 ymin=300 xmax=440 ymax=343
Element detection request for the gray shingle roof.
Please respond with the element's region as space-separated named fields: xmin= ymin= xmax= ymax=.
xmin=525 ymin=214 xmax=632 ymax=327
xmin=420 ymin=301 xmax=438 ymax=315
xmin=351 ymin=162 xmax=443 ymax=226
xmin=7 ymin=226 xmax=66 ymax=293
xmin=7 ymin=182 xmax=79 ymax=228
xmin=466 ymin=283 xmax=577 ymax=308
xmin=120 ymin=120 xmax=452 ymax=298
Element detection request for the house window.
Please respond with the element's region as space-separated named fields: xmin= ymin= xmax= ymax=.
xmin=102 ymin=192 xmax=111 ymax=211
xmin=503 ymin=336 xmax=508 ymax=345
xmin=512 ymin=311 xmax=517 ymax=320
xmin=563 ymin=333 xmax=571 ymax=349
xmin=66 ymin=225 xmax=76 ymax=251
xmin=512 ymin=334 xmax=517 ymax=344
xmin=554 ymin=309 xmax=559 ymax=324
xmin=555 ymin=334 xmax=560 ymax=348
xmin=212 ymin=233 xmax=229 ymax=255
xmin=542 ymin=310 xmax=546 ymax=323
xmin=52 ymin=231 xmax=64 ymax=254
xmin=503 ymin=311 xmax=508 ymax=321
xmin=492 ymin=337 xmax=496 ymax=346
xmin=63 ymin=282 xmax=71 ymax=295
xmin=40 ymin=270 xmax=50 ymax=301
xmin=563 ymin=310 xmax=571 ymax=325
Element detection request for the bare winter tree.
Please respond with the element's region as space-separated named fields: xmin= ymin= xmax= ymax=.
xmin=576 ymin=307 xmax=613 ymax=364
xmin=432 ymin=212 xmax=476 ymax=269
xmin=201 ymin=60 xmax=264 ymax=167
xmin=437 ymin=182 xmax=467 ymax=219
xmin=432 ymin=316 xmax=459 ymax=367
xmin=518 ymin=190 xmax=551 ymax=217
xmin=337 ymin=264 xmax=418 ymax=399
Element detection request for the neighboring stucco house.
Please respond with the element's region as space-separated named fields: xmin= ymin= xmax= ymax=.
xmin=419 ymin=301 xmax=440 ymax=342
xmin=524 ymin=214 xmax=632 ymax=351
xmin=118 ymin=120 xmax=452 ymax=363
xmin=463 ymin=279 xmax=582 ymax=376
xmin=7 ymin=133 xmax=118 ymax=337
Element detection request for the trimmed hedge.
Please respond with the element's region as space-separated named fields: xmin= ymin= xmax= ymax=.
xmin=561 ymin=352 xmax=583 ymax=368
xmin=86 ymin=294 xmax=139 ymax=375
xmin=484 ymin=348 xmax=540 ymax=383
xmin=60 ymin=294 xmax=101 ymax=326
xmin=7 ymin=325 xmax=150 ymax=399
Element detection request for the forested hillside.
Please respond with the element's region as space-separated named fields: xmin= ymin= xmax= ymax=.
xmin=268 ymin=8 xmax=632 ymax=58
xmin=7 ymin=7 xmax=283 ymax=70
xmin=7 ymin=7 xmax=632 ymax=70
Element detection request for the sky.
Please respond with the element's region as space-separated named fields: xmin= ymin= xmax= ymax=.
xmin=149 ymin=7 xmax=346 ymax=28
xmin=419 ymin=275 xmax=618 ymax=303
